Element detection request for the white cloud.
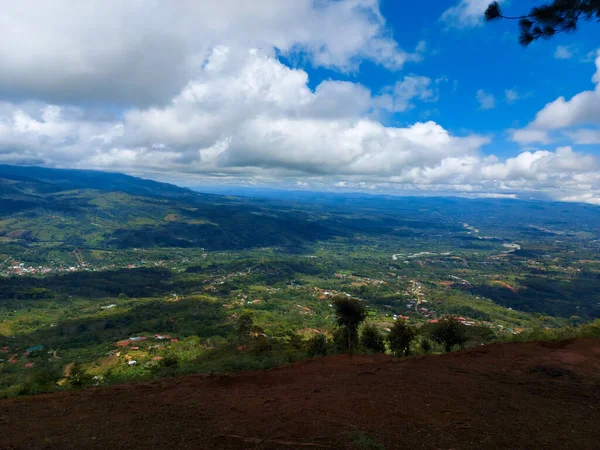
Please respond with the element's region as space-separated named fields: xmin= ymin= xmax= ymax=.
xmin=441 ymin=0 xmax=501 ymax=28
xmin=512 ymin=50 xmax=600 ymax=143
xmin=374 ymin=76 xmax=438 ymax=112
xmin=511 ymin=129 xmax=551 ymax=145
xmin=476 ymin=89 xmax=496 ymax=110
xmin=0 ymin=0 xmax=423 ymax=106
xmin=0 ymin=48 xmax=599 ymax=204
xmin=505 ymin=88 xmax=532 ymax=104
xmin=505 ymin=89 xmax=519 ymax=104
xmin=554 ymin=45 xmax=575 ymax=60
xmin=564 ymin=129 xmax=600 ymax=144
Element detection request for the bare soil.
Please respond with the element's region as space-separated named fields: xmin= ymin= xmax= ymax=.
xmin=2 ymin=338 xmax=600 ymax=450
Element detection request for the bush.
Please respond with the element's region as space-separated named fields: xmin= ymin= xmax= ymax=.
xmin=250 ymin=336 xmax=272 ymax=355
xmin=332 ymin=327 xmax=354 ymax=354
xmin=308 ymin=334 xmax=328 ymax=357
xmin=31 ymin=358 xmax=62 ymax=389
xmin=236 ymin=313 xmax=254 ymax=344
xmin=67 ymin=363 xmax=94 ymax=387
xmin=429 ymin=317 xmax=468 ymax=352
xmin=287 ymin=333 xmax=305 ymax=350
xmin=360 ymin=324 xmax=386 ymax=353
xmin=420 ymin=338 xmax=432 ymax=354
xmin=387 ymin=320 xmax=416 ymax=357
xmin=351 ymin=431 xmax=385 ymax=450
xmin=161 ymin=354 xmax=179 ymax=368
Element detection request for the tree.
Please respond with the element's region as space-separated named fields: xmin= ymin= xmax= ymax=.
xmin=236 ymin=313 xmax=254 ymax=344
xmin=32 ymin=358 xmax=62 ymax=389
xmin=420 ymin=338 xmax=432 ymax=354
xmin=429 ymin=317 xmax=468 ymax=353
xmin=307 ymin=334 xmax=327 ymax=357
xmin=67 ymin=363 xmax=94 ymax=387
xmin=485 ymin=1 xmax=600 ymax=46
xmin=360 ymin=324 xmax=386 ymax=353
xmin=332 ymin=297 xmax=367 ymax=356
xmin=387 ymin=320 xmax=416 ymax=357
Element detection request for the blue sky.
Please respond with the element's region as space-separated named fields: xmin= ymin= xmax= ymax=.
xmin=0 ymin=0 xmax=599 ymax=203
xmin=299 ymin=1 xmax=600 ymax=157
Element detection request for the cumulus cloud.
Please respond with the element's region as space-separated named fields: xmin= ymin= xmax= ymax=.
xmin=554 ymin=45 xmax=575 ymax=60
xmin=512 ymin=50 xmax=600 ymax=144
xmin=0 ymin=47 xmax=598 ymax=204
xmin=441 ymin=0 xmax=501 ymax=28
xmin=564 ymin=129 xmax=600 ymax=145
xmin=476 ymin=89 xmax=496 ymax=110
xmin=505 ymin=88 xmax=533 ymax=104
xmin=374 ymin=76 xmax=438 ymax=112
xmin=0 ymin=0 xmax=423 ymax=106
xmin=511 ymin=129 xmax=551 ymax=145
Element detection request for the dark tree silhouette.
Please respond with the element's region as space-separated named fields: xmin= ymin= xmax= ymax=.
xmin=360 ymin=324 xmax=386 ymax=353
xmin=236 ymin=313 xmax=254 ymax=344
xmin=387 ymin=320 xmax=416 ymax=357
xmin=485 ymin=1 xmax=600 ymax=46
xmin=430 ymin=317 xmax=468 ymax=353
xmin=332 ymin=297 xmax=367 ymax=356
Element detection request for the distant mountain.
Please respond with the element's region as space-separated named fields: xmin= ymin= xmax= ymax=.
xmin=0 ymin=164 xmax=337 ymax=251
xmin=2 ymin=164 xmax=600 ymax=255
xmin=0 ymin=164 xmax=198 ymax=200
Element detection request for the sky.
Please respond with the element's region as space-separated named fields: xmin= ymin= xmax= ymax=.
xmin=0 ymin=0 xmax=599 ymax=204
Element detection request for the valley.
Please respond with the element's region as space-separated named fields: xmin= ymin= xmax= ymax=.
xmin=0 ymin=165 xmax=599 ymax=399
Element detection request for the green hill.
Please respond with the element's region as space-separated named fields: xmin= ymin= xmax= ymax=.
xmin=0 ymin=165 xmax=337 ymax=251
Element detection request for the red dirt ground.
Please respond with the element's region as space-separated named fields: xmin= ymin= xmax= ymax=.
xmin=2 ymin=338 xmax=600 ymax=450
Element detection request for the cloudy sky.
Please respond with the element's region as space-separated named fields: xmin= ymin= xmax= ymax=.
xmin=1 ymin=0 xmax=599 ymax=204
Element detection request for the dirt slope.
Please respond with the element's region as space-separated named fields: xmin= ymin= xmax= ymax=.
xmin=2 ymin=338 xmax=600 ymax=450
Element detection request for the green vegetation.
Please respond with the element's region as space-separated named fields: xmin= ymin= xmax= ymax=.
xmin=333 ymin=297 xmax=367 ymax=356
xmin=351 ymin=431 xmax=386 ymax=450
xmin=429 ymin=317 xmax=468 ymax=352
xmin=387 ymin=321 xmax=417 ymax=357
xmin=1 ymin=165 xmax=600 ymax=398
xmin=360 ymin=324 xmax=386 ymax=354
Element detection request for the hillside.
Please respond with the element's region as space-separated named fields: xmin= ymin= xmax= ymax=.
xmin=0 ymin=165 xmax=338 ymax=251
xmin=1 ymin=338 xmax=599 ymax=449
xmin=2 ymin=164 xmax=600 ymax=404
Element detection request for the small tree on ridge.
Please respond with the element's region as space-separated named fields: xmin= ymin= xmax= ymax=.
xmin=332 ymin=297 xmax=367 ymax=357
xmin=387 ymin=320 xmax=416 ymax=357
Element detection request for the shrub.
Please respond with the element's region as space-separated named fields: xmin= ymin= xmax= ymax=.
xmin=67 ymin=363 xmax=94 ymax=387
xmin=360 ymin=324 xmax=386 ymax=353
xmin=429 ymin=317 xmax=468 ymax=352
xmin=307 ymin=334 xmax=327 ymax=357
xmin=236 ymin=313 xmax=254 ymax=344
xmin=351 ymin=431 xmax=385 ymax=450
xmin=420 ymin=338 xmax=432 ymax=354
xmin=387 ymin=320 xmax=416 ymax=357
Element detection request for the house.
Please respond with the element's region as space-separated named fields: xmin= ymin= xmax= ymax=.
xmin=25 ymin=345 xmax=44 ymax=354
xmin=428 ymin=319 xmax=439 ymax=324
xmin=170 ymin=338 xmax=179 ymax=343
xmin=115 ymin=340 xmax=130 ymax=347
xmin=152 ymin=356 xmax=163 ymax=361
xmin=130 ymin=346 xmax=139 ymax=350
xmin=25 ymin=363 xmax=34 ymax=368
xmin=128 ymin=360 xmax=137 ymax=366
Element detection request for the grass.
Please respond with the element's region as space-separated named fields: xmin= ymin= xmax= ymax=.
xmin=351 ymin=431 xmax=386 ymax=450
